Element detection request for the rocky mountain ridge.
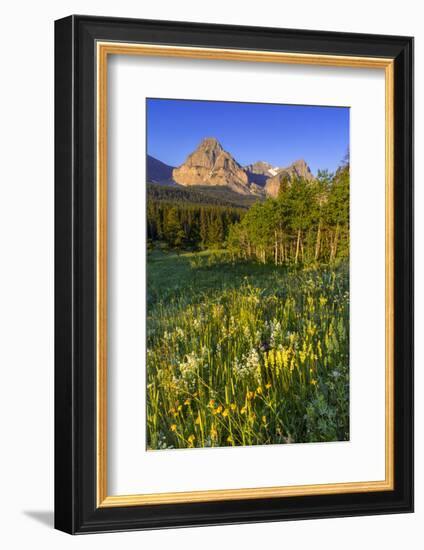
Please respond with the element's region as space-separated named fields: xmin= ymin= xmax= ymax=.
xmin=148 ymin=137 xmax=314 ymax=197
xmin=264 ymin=158 xmax=314 ymax=198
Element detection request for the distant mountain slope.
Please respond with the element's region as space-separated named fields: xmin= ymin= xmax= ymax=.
xmin=147 ymin=183 xmax=260 ymax=209
xmin=147 ymin=155 xmax=176 ymax=185
xmin=244 ymin=161 xmax=280 ymax=186
xmin=245 ymin=171 xmax=268 ymax=187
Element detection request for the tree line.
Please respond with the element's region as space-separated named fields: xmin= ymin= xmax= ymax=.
xmin=227 ymin=165 xmax=349 ymax=265
xmin=147 ymin=163 xmax=349 ymax=265
xmin=147 ymin=201 xmax=244 ymax=249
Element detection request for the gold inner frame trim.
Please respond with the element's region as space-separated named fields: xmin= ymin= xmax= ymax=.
xmin=96 ymin=41 xmax=395 ymax=508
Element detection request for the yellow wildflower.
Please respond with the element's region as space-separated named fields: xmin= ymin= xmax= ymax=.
xmin=276 ymin=348 xmax=290 ymax=369
xmin=230 ymin=403 xmax=237 ymax=411
xmin=256 ymin=386 xmax=262 ymax=395
xmin=187 ymin=434 xmax=196 ymax=446
xmin=222 ymin=408 xmax=229 ymax=417
xmin=170 ymin=424 xmax=177 ymax=432
xmin=227 ymin=435 xmax=234 ymax=444
xmin=195 ymin=414 xmax=202 ymax=425
xmin=184 ymin=398 xmax=191 ymax=406
xmin=265 ymin=382 xmax=272 ymax=389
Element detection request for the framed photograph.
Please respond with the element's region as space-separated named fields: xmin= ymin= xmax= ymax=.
xmin=54 ymin=15 xmax=413 ymax=534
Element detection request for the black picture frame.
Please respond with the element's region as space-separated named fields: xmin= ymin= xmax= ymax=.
xmin=55 ymin=14 xmax=414 ymax=534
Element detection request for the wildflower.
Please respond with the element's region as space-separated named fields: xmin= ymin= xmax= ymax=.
xmin=184 ymin=398 xmax=191 ymax=406
xmin=288 ymin=332 xmax=297 ymax=345
xmin=210 ymin=425 xmax=218 ymax=439
xmin=179 ymin=352 xmax=199 ymax=377
xmin=195 ymin=414 xmax=202 ymax=425
xmin=265 ymin=383 xmax=272 ymax=389
xmin=262 ymin=415 xmax=267 ymax=425
xmin=230 ymin=403 xmax=237 ymax=411
xmin=246 ymin=348 xmax=260 ymax=370
xmin=187 ymin=434 xmax=196 ymax=446
xmin=208 ymin=399 xmax=215 ymax=408
xmin=256 ymin=386 xmax=262 ymax=395
xmin=246 ymin=391 xmax=255 ymax=400
xmin=179 ymin=352 xmax=200 ymax=391
xmin=307 ymin=323 xmax=316 ymax=336
xmin=227 ymin=435 xmax=234 ymax=444
xmin=276 ymin=348 xmax=290 ymax=369
xmin=170 ymin=424 xmax=177 ymax=432
xmin=241 ymin=406 xmax=247 ymax=414
xmin=222 ymin=408 xmax=229 ymax=417
xmin=270 ymin=319 xmax=282 ymax=346
xmin=175 ymin=327 xmax=184 ymax=339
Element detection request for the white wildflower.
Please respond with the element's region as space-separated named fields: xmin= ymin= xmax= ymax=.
xmin=270 ymin=319 xmax=282 ymax=347
xmin=233 ymin=348 xmax=261 ymax=379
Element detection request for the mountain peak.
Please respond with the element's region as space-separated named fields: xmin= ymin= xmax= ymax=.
xmin=245 ymin=161 xmax=273 ymax=175
xmin=285 ymin=159 xmax=313 ymax=180
xmin=198 ymin=137 xmax=223 ymax=149
xmin=264 ymin=159 xmax=314 ymax=198
xmin=291 ymin=158 xmax=307 ymax=167
xmin=172 ymin=137 xmax=250 ymax=193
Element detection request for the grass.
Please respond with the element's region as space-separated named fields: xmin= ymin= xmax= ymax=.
xmin=147 ymin=249 xmax=349 ymax=450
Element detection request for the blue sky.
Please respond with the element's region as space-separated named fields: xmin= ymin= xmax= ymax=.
xmin=146 ymin=98 xmax=349 ymax=175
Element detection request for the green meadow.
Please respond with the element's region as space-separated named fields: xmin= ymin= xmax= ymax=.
xmin=146 ymin=250 xmax=349 ymax=450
